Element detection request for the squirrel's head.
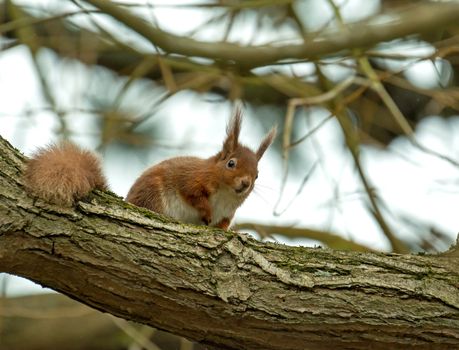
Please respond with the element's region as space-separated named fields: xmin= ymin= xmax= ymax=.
xmin=215 ymin=107 xmax=276 ymax=198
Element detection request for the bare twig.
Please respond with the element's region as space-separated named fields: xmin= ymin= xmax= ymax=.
xmin=234 ymin=223 xmax=375 ymax=252
xmin=274 ymin=76 xmax=367 ymax=215
xmin=109 ymin=315 xmax=161 ymax=350
xmin=358 ymin=55 xmax=459 ymax=167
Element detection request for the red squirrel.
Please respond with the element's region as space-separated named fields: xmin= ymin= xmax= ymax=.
xmin=24 ymin=109 xmax=276 ymax=230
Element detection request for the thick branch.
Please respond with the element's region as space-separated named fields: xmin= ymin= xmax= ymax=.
xmin=83 ymin=1 xmax=459 ymax=67
xmin=0 ymin=135 xmax=458 ymax=350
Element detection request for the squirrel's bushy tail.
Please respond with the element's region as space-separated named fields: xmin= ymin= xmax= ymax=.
xmin=24 ymin=143 xmax=107 ymax=206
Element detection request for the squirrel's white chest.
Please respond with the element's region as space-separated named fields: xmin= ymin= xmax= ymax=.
xmin=162 ymin=188 xmax=242 ymax=226
xmin=208 ymin=188 xmax=243 ymax=225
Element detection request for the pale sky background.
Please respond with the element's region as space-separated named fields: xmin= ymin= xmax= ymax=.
xmin=2 ymin=0 xmax=459 ymax=295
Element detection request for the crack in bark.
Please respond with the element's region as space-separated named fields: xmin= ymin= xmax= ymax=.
xmin=225 ymin=237 xmax=315 ymax=288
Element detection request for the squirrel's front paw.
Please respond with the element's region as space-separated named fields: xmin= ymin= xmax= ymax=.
xmin=216 ymin=218 xmax=230 ymax=230
xmin=201 ymin=214 xmax=212 ymax=226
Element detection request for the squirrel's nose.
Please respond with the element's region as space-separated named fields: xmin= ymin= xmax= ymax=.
xmin=236 ymin=177 xmax=251 ymax=193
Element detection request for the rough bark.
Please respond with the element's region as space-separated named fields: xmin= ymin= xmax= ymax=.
xmin=0 ymin=135 xmax=458 ymax=350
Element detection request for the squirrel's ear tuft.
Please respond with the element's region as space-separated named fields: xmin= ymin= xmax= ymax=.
xmin=256 ymin=126 xmax=277 ymax=160
xmin=222 ymin=105 xmax=242 ymax=157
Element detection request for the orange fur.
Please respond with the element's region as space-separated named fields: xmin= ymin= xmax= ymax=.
xmin=126 ymin=109 xmax=276 ymax=228
xmin=216 ymin=218 xmax=231 ymax=230
xmin=24 ymin=108 xmax=276 ymax=230
xmin=24 ymin=142 xmax=107 ymax=206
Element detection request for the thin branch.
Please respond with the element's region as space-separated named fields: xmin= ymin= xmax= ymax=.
xmin=109 ymin=316 xmax=162 ymax=350
xmin=7 ymin=1 xmax=70 ymax=138
xmin=234 ymin=223 xmax=375 ymax=252
xmin=273 ymin=161 xmax=318 ymax=217
xmin=0 ymin=8 xmax=100 ymax=35
xmin=334 ymin=106 xmax=409 ymax=253
xmin=288 ymin=114 xmax=333 ymax=148
xmin=274 ymin=76 xmax=366 ymax=216
xmin=358 ymin=56 xmax=459 ymax=168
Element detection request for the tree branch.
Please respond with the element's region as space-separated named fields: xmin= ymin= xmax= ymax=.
xmin=0 ymin=3 xmax=305 ymax=105
xmin=234 ymin=222 xmax=375 ymax=252
xmin=0 ymin=135 xmax=458 ymax=349
xmin=82 ymin=0 xmax=459 ymax=68
xmin=441 ymin=233 xmax=459 ymax=258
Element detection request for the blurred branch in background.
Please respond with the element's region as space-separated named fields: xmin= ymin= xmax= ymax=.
xmin=79 ymin=0 xmax=459 ymax=68
xmin=0 ymin=293 xmax=204 ymax=350
xmin=234 ymin=222 xmax=375 ymax=252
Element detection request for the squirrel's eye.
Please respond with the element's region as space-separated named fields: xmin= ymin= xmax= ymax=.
xmin=255 ymin=174 xmax=259 ymax=179
xmin=226 ymin=159 xmax=237 ymax=169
